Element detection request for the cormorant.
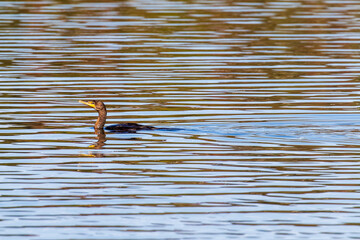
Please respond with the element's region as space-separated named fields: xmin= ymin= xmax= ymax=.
xmin=79 ymin=100 xmax=156 ymax=133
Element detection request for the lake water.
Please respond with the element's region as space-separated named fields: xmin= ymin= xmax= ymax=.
xmin=1 ymin=0 xmax=360 ymax=239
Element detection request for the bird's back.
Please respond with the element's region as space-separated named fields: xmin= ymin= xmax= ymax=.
xmin=105 ymin=123 xmax=155 ymax=133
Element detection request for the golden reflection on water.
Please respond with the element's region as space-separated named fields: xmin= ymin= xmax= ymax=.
xmin=1 ymin=0 xmax=360 ymax=239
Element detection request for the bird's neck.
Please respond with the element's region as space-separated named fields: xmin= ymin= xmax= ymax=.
xmin=95 ymin=108 xmax=107 ymax=129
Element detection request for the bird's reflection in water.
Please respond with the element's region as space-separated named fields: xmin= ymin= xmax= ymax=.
xmin=83 ymin=128 xmax=107 ymax=158
xmin=90 ymin=128 xmax=107 ymax=149
xmin=87 ymin=128 xmax=139 ymax=158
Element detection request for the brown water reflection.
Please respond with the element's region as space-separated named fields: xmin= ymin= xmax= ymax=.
xmin=1 ymin=0 xmax=360 ymax=239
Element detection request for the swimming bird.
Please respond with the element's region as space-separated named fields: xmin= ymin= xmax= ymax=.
xmin=79 ymin=100 xmax=156 ymax=133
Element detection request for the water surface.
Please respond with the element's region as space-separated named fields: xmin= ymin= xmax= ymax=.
xmin=1 ymin=0 xmax=360 ymax=239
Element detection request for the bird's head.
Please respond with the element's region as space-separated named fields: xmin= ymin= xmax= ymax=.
xmin=79 ymin=100 xmax=106 ymax=111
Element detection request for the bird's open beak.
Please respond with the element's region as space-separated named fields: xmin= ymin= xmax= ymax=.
xmin=79 ymin=100 xmax=96 ymax=109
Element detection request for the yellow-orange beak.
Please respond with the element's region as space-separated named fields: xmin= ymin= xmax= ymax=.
xmin=79 ymin=100 xmax=96 ymax=109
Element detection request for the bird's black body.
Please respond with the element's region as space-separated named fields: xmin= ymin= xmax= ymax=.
xmin=105 ymin=123 xmax=156 ymax=133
